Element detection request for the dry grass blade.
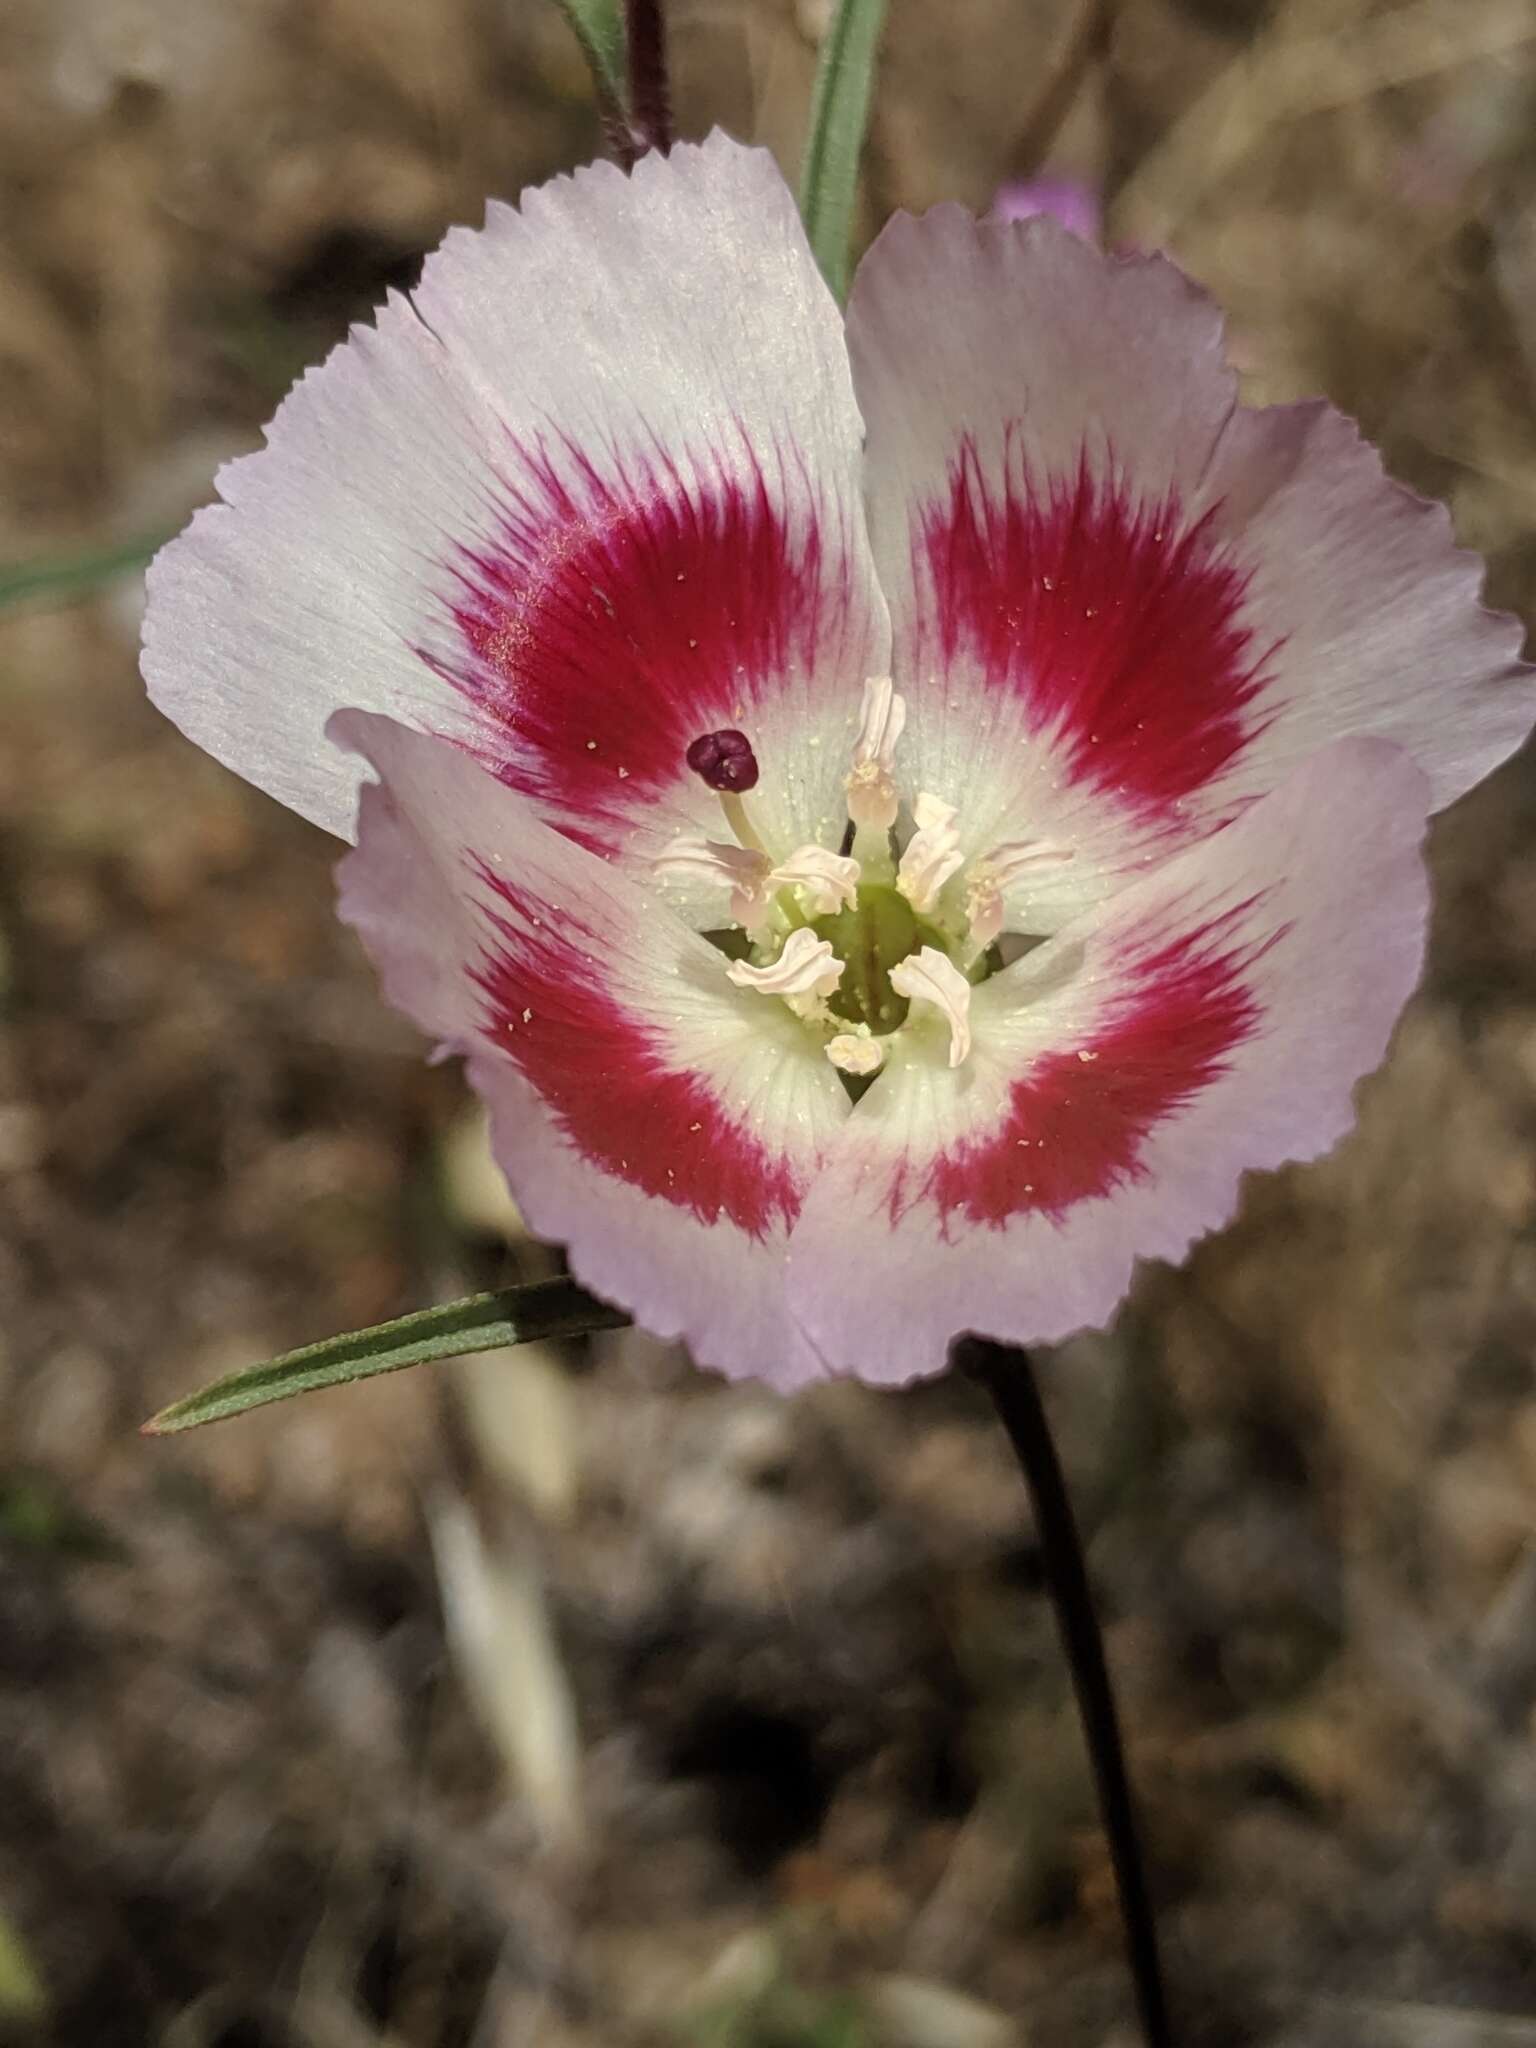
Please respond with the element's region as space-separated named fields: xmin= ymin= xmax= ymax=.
xmin=1120 ymin=0 xmax=1536 ymax=244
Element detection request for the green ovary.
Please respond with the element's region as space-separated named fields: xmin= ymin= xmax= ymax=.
xmin=812 ymin=884 xmax=947 ymax=1036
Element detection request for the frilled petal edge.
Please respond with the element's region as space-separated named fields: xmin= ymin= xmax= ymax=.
xmin=143 ymin=132 xmax=887 ymax=884
xmin=846 ymin=206 xmax=1530 ymax=926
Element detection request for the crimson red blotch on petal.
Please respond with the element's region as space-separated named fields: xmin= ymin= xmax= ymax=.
xmin=441 ymin=432 xmax=842 ymax=843
xmin=918 ymin=439 xmax=1275 ymax=813
xmin=469 ymin=862 xmax=802 ymax=1239
xmin=913 ymin=910 xmax=1272 ymax=1230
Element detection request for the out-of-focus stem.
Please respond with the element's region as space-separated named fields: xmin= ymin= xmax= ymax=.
xmin=955 ymin=1336 xmax=1175 ymax=2048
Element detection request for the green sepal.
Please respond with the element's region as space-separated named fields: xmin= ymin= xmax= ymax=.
xmin=550 ymin=0 xmax=629 ymax=120
xmin=798 ymin=0 xmax=888 ymax=302
xmin=144 ymin=1278 xmax=628 ymax=1435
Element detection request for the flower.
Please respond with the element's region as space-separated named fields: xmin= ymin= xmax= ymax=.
xmin=141 ymin=134 xmax=1532 ymax=1389
xmin=990 ymin=173 xmax=1102 ymax=244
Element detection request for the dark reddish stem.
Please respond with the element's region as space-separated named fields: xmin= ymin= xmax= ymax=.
xmin=625 ymin=0 xmax=673 ymax=157
xmin=956 ymin=1337 xmax=1175 ymax=2048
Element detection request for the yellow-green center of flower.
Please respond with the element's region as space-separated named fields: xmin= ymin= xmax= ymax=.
xmin=659 ymin=678 xmax=1076 ymax=1078
xmin=813 ymin=884 xmax=946 ymax=1036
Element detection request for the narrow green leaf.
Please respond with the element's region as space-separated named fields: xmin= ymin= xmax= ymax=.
xmin=0 ymin=532 xmax=172 ymax=613
xmin=798 ymin=0 xmax=888 ymax=302
xmin=550 ymin=0 xmax=628 ymax=115
xmin=145 ymin=1279 xmax=629 ymax=1435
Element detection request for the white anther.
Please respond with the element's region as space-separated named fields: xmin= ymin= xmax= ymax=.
xmin=728 ymin=927 xmax=845 ymax=1001
xmin=826 ymin=1030 xmax=885 ymax=1077
xmin=965 ymin=838 xmax=1076 ymax=949
xmin=654 ymin=835 xmax=774 ymax=929
xmin=768 ymin=845 xmax=860 ymax=915
xmin=844 ymin=675 xmax=906 ymax=832
xmin=964 ymin=876 xmax=1006 ymax=953
xmin=658 ymin=834 xmax=861 ymax=930
xmin=890 ymin=946 xmax=973 ymax=1067
xmin=897 ymin=792 xmax=965 ymax=914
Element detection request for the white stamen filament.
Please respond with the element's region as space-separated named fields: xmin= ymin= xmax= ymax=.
xmin=844 ymin=675 xmax=906 ymax=833
xmin=890 ymin=946 xmax=973 ymax=1067
xmin=728 ymin=927 xmax=845 ymax=1001
xmin=897 ymin=792 xmax=965 ymax=914
xmin=826 ymin=1030 xmax=885 ymax=1077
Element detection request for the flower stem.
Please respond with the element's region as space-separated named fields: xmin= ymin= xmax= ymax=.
xmin=956 ymin=1337 xmax=1174 ymax=2048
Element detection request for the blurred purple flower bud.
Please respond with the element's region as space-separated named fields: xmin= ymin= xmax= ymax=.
xmin=990 ymin=173 xmax=1102 ymax=244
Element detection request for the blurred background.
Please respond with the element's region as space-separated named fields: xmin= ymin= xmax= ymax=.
xmin=5 ymin=0 xmax=1536 ymax=2042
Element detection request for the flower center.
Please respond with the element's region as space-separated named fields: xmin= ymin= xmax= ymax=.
xmin=812 ymin=884 xmax=942 ymax=1037
xmin=659 ymin=679 xmax=1075 ymax=1081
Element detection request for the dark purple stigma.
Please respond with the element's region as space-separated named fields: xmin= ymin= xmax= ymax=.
xmin=686 ymin=728 xmax=759 ymax=794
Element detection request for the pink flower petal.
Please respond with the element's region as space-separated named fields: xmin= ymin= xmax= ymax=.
xmin=786 ymin=739 xmax=1431 ymax=1386
xmin=1198 ymin=398 xmax=1532 ymax=813
xmin=989 ymin=175 xmax=1102 ymax=243
xmin=846 ymin=208 xmax=1531 ymax=931
xmin=332 ymin=711 xmax=849 ymax=1387
xmin=846 ymin=211 xmax=1258 ymax=927
xmin=143 ymin=133 xmax=887 ymax=870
